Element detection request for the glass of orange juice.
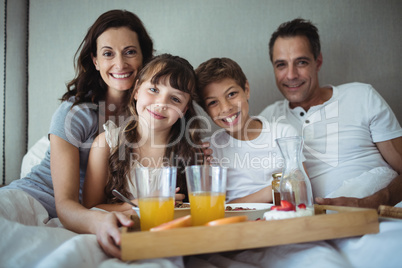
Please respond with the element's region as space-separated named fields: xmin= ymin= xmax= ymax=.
xmin=135 ymin=166 xmax=177 ymax=231
xmin=185 ymin=165 xmax=227 ymax=226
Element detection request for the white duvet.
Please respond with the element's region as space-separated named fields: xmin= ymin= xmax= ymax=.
xmin=2 ymin=188 xmax=402 ymax=268
xmin=1 ymin=137 xmax=401 ymax=267
xmin=1 ymin=138 xmax=183 ymax=268
xmin=0 ymin=189 xmax=184 ymax=268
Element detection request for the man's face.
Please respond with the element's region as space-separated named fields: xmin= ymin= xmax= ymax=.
xmin=272 ymin=36 xmax=322 ymax=110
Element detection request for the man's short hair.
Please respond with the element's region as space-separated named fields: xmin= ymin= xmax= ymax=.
xmin=269 ymin=18 xmax=321 ymax=61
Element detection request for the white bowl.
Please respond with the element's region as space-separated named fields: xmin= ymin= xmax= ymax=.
xmin=174 ymin=205 xmax=191 ymax=219
xmin=225 ymin=203 xmax=273 ymax=220
xmin=132 ymin=203 xmax=191 ymax=219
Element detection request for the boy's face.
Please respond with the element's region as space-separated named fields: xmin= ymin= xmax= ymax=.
xmin=202 ymin=78 xmax=251 ymax=137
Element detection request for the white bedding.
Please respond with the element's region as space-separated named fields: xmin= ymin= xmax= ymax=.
xmin=0 ymin=189 xmax=184 ymax=268
xmin=2 ymin=137 xmax=184 ymax=268
xmin=1 ymin=137 xmax=401 ymax=267
xmin=2 ymin=190 xmax=402 ymax=268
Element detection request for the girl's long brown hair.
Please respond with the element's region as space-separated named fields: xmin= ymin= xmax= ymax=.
xmin=105 ymin=54 xmax=203 ymax=203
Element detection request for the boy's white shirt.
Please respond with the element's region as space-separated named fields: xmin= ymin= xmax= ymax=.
xmin=205 ymin=116 xmax=299 ymax=202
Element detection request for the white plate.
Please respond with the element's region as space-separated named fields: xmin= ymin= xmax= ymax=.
xmin=225 ymin=203 xmax=273 ymax=220
xmin=173 ymin=203 xmax=191 ymax=219
xmin=133 ymin=202 xmax=273 ymax=221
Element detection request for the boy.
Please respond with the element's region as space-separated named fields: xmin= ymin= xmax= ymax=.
xmin=195 ymin=57 xmax=299 ymax=203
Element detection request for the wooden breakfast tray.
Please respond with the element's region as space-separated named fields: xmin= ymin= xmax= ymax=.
xmin=121 ymin=204 xmax=379 ymax=261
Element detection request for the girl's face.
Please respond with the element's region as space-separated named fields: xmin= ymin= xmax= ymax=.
xmin=92 ymin=27 xmax=143 ymax=95
xmin=134 ymin=79 xmax=190 ymax=133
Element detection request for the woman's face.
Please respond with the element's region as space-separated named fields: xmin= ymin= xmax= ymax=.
xmin=92 ymin=27 xmax=143 ymax=95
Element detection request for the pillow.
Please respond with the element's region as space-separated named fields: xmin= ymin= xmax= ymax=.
xmin=20 ymin=136 xmax=49 ymax=178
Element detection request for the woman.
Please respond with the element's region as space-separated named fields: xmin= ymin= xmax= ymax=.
xmin=1 ymin=9 xmax=153 ymax=258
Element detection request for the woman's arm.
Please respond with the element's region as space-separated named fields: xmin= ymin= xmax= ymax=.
xmin=51 ymin=134 xmax=90 ymax=231
xmin=50 ymin=134 xmax=133 ymax=258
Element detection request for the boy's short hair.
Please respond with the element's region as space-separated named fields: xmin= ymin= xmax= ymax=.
xmin=195 ymin=58 xmax=247 ymax=108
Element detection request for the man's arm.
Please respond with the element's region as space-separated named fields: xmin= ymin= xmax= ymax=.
xmin=316 ymin=137 xmax=402 ymax=208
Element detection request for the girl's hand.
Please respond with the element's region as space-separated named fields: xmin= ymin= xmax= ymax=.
xmin=129 ymin=198 xmax=139 ymax=207
xmin=201 ymin=142 xmax=213 ymax=164
xmin=175 ymin=187 xmax=185 ymax=202
xmin=95 ymin=211 xmax=134 ymax=259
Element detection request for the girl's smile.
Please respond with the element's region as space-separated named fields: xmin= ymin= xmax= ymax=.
xmin=147 ymin=107 xmax=167 ymax=120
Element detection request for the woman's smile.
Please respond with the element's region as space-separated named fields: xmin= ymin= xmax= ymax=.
xmin=110 ymin=72 xmax=134 ymax=79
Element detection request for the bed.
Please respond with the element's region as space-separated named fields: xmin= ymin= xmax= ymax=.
xmin=1 ymin=138 xmax=401 ymax=268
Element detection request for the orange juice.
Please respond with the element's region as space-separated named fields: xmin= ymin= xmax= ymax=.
xmin=189 ymin=192 xmax=226 ymax=226
xmin=138 ymin=197 xmax=174 ymax=231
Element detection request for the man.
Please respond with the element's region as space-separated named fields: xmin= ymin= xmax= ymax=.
xmin=260 ymin=18 xmax=402 ymax=209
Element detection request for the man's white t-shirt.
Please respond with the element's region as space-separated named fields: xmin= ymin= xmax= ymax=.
xmin=260 ymin=83 xmax=402 ymax=198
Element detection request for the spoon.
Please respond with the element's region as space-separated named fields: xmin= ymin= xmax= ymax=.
xmin=112 ymin=189 xmax=138 ymax=207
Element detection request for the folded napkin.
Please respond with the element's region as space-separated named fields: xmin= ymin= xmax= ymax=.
xmin=325 ymin=167 xmax=397 ymax=199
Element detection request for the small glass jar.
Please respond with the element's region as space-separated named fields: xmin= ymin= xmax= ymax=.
xmin=271 ymin=172 xmax=282 ymax=206
xmin=276 ymin=136 xmax=314 ymax=209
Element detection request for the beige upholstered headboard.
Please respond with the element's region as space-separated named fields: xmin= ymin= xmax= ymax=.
xmin=2 ymin=0 xmax=402 ymax=185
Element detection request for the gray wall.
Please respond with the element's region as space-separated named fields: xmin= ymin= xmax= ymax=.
xmin=1 ymin=0 xmax=402 ymax=184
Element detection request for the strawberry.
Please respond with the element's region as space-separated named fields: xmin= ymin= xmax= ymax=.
xmin=297 ymin=203 xmax=306 ymax=209
xmin=270 ymin=201 xmax=296 ymax=211
xmin=277 ymin=207 xmax=294 ymax=211
xmin=280 ymin=200 xmax=296 ymax=211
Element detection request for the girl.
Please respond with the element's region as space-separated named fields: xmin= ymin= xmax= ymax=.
xmin=83 ymin=54 xmax=202 ymax=216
